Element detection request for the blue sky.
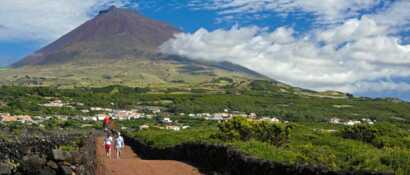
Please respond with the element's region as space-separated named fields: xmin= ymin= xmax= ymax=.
xmin=1 ymin=0 xmax=410 ymax=100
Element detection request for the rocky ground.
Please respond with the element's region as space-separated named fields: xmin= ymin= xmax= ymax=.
xmin=0 ymin=128 xmax=96 ymax=175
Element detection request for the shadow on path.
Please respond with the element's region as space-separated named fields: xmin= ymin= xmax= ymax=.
xmin=95 ymin=137 xmax=202 ymax=175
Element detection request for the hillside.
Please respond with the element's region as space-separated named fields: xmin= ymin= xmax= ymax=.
xmin=0 ymin=57 xmax=266 ymax=89
xmin=0 ymin=6 xmax=267 ymax=88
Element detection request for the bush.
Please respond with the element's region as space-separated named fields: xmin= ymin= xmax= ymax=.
xmin=253 ymin=121 xmax=293 ymax=146
xmin=216 ymin=116 xmax=253 ymax=141
xmin=250 ymin=80 xmax=272 ymax=90
xmin=216 ymin=117 xmax=292 ymax=146
xmin=340 ymin=124 xmax=379 ymax=143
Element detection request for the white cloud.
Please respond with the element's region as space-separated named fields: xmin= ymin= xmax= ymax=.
xmin=160 ymin=17 xmax=410 ymax=93
xmin=189 ymin=0 xmax=382 ymax=24
xmin=370 ymin=0 xmax=410 ymax=36
xmin=372 ymin=1 xmax=410 ymax=27
xmin=0 ymin=0 xmax=132 ymax=43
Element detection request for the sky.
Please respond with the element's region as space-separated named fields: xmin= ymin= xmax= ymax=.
xmin=1 ymin=0 xmax=410 ymax=100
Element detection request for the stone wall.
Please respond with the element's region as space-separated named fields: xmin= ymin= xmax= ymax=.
xmin=124 ymin=136 xmax=393 ymax=175
xmin=0 ymin=130 xmax=97 ymax=175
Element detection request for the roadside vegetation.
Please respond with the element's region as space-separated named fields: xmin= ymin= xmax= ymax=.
xmin=131 ymin=117 xmax=410 ymax=174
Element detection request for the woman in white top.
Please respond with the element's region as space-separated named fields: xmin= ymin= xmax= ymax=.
xmin=104 ymin=135 xmax=113 ymax=159
xmin=115 ymin=132 xmax=125 ymax=159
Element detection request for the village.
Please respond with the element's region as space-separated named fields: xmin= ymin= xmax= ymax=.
xmin=0 ymin=99 xmax=376 ymax=131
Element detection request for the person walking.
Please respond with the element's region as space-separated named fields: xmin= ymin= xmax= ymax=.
xmin=104 ymin=134 xmax=114 ymax=159
xmin=115 ymin=132 xmax=125 ymax=159
xmin=103 ymin=114 xmax=111 ymax=129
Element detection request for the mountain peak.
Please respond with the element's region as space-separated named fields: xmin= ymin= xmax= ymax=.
xmin=13 ymin=7 xmax=180 ymax=67
xmin=98 ymin=5 xmax=118 ymax=15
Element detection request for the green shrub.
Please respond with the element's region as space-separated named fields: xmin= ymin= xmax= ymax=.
xmin=253 ymin=121 xmax=293 ymax=146
xmin=216 ymin=116 xmax=253 ymax=141
xmin=216 ymin=117 xmax=292 ymax=146
xmin=295 ymin=144 xmax=337 ymax=169
xmin=341 ymin=124 xmax=379 ymax=143
xmin=380 ymin=147 xmax=410 ymax=175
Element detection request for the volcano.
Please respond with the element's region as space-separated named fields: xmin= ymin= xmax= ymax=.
xmin=4 ymin=6 xmax=266 ymax=88
xmin=13 ymin=6 xmax=180 ymax=67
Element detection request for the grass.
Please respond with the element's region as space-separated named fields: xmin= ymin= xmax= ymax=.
xmin=59 ymin=144 xmax=79 ymax=152
xmin=0 ymin=58 xmax=255 ymax=89
xmin=0 ymin=67 xmax=9 ymax=70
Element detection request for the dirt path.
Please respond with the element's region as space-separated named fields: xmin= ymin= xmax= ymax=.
xmin=96 ymin=137 xmax=202 ymax=175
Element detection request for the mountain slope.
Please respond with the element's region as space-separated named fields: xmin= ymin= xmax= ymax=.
xmin=2 ymin=6 xmax=267 ymax=88
xmin=13 ymin=6 xmax=180 ymax=67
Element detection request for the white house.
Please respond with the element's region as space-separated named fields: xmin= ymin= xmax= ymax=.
xmin=41 ymin=100 xmax=65 ymax=108
xmin=91 ymin=107 xmax=103 ymax=111
xmin=81 ymin=109 xmax=90 ymax=113
xmin=162 ymin=117 xmax=173 ymax=124
xmin=205 ymin=116 xmax=224 ymax=121
xmin=330 ymin=118 xmax=341 ymax=124
xmin=248 ymin=113 xmax=257 ymax=118
xmin=260 ymin=117 xmax=280 ymax=123
xmin=128 ymin=113 xmax=143 ymax=120
xmin=361 ymin=118 xmax=375 ymax=125
xmin=344 ymin=120 xmax=361 ymax=126
xmin=166 ymin=125 xmax=181 ymax=131
xmin=139 ymin=125 xmax=150 ymax=130
xmin=270 ymin=117 xmax=280 ymax=123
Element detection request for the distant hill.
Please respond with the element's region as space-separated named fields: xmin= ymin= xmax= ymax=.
xmin=1 ymin=6 xmax=267 ymax=88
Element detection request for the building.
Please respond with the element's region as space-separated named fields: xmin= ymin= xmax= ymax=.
xmin=165 ymin=125 xmax=181 ymax=131
xmin=91 ymin=107 xmax=103 ymax=111
xmin=344 ymin=120 xmax=361 ymax=126
xmin=112 ymin=110 xmax=143 ymax=120
xmin=260 ymin=117 xmax=281 ymax=123
xmin=270 ymin=117 xmax=280 ymax=123
xmin=81 ymin=109 xmax=90 ymax=113
xmin=212 ymin=113 xmax=231 ymax=119
xmin=143 ymin=106 xmax=162 ymax=114
xmin=41 ymin=100 xmax=65 ymax=107
xmin=162 ymin=117 xmax=173 ymax=124
xmin=248 ymin=113 xmax=257 ymax=118
xmin=0 ymin=114 xmax=33 ymax=123
xmin=205 ymin=116 xmax=224 ymax=121
xmin=362 ymin=118 xmax=375 ymax=125
xmin=329 ymin=118 xmax=341 ymax=124
xmin=139 ymin=125 xmax=150 ymax=130
xmin=82 ymin=117 xmax=98 ymax=121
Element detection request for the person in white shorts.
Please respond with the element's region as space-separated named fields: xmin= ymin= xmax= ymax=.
xmin=115 ymin=132 xmax=125 ymax=159
xmin=104 ymin=135 xmax=113 ymax=159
